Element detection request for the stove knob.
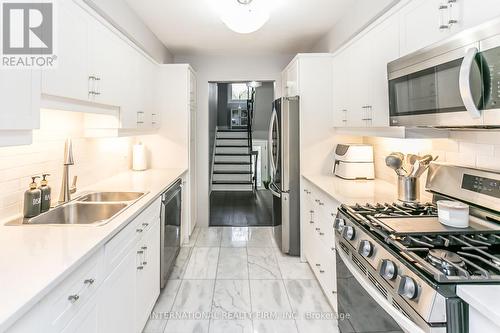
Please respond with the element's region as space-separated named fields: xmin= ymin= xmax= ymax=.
xmin=398 ymin=276 xmax=419 ymax=300
xmin=334 ymin=218 xmax=345 ymax=232
xmin=380 ymin=259 xmax=397 ymax=280
xmin=358 ymin=240 xmax=373 ymax=258
xmin=343 ymin=226 xmax=355 ymax=240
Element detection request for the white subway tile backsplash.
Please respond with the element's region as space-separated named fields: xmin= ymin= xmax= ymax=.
xmin=459 ymin=142 xmax=494 ymax=156
xmin=0 ymin=110 xmax=132 ymax=221
xmin=359 ymin=131 xmax=500 ymax=185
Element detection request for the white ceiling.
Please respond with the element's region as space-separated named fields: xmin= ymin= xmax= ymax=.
xmin=125 ymin=0 xmax=352 ymax=56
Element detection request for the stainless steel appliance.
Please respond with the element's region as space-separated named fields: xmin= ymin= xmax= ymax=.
xmin=160 ymin=179 xmax=182 ymax=289
xmin=388 ymin=17 xmax=500 ymax=129
xmin=335 ymin=163 xmax=500 ymax=333
xmin=268 ymin=96 xmax=300 ymax=256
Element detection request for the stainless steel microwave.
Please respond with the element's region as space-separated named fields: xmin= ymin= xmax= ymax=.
xmin=388 ymin=18 xmax=500 ymax=129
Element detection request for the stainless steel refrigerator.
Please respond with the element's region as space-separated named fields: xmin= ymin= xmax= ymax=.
xmin=268 ymin=96 xmax=300 ymax=256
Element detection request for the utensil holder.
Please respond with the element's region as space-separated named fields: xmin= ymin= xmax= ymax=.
xmin=398 ymin=176 xmax=420 ymax=202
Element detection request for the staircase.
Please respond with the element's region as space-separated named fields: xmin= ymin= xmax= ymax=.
xmin=212 ymin=128 xmax=254 ymax=191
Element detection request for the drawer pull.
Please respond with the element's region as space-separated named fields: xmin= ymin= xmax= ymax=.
xmin=315 ymin=263 xmax=321 ymax=267
xmin=309 ymin=221 xmax=314 ymax=224
xmin=319 ymin=202 xmax=324 ymax=206
xmin=143 ymin=261 xmax=148 ymax=266
xmin=331 ymin=247 xmax=335 ymax=251
xmin=136 ymin=228 xmax=143 ymax=233
xmin=137 ymin=266 xmax=144 ymax=270
xmin=68 ymin=294 xmax=80 ymax=303
xmin=84 ymin=278 xmax=95 ymax=285
xmin=319 ymin=270 xmax=325 ymax=273
xmin=137 ymin=250 xmax=144 ymax=254
xmin=141 ymin=246 xmax=147 ymax=250
xmin=315 ymin=228 xmax=320 ymax=231
xmin=142 ymin=223 xmax=149 ymax=227
xmin=319 ymin=232 xmax=325 ymax=236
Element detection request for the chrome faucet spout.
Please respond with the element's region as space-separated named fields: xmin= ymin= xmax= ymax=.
xmin=59 ymin=139 xmax=77 ymax=204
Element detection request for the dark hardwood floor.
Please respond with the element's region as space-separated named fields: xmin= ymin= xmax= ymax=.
xmin=209 ymin=190 xmax=273 ymax=227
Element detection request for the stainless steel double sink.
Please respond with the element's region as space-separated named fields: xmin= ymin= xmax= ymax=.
xmin=13 ymin=192 xmax=146 ymax=226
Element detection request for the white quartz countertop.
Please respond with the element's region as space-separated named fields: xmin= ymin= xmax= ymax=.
xmin=457 ymin=285 xmax=500 ymax=328
xmin=302 ymin=173 xmax=398 ymax=205
xmin=0 ymin=168 xmax=187 ymax=332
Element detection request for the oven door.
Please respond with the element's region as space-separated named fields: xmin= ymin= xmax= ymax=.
xmin=388 ymin=44 xmax=485 ymax=128
xmin=335 ymin=245 xmax=445 ymax=333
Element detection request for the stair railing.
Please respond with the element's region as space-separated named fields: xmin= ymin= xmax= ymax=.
xmin=247 ymin=87 xmax=258 ymax=192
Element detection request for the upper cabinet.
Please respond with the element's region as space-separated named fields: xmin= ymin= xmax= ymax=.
xmin=400 ymin=0 xmax=500 ymax=57
xmin=0 ymin=0 xmax=163 ymax=147
xmin=332 ymin=14 xmax=400 ymax=128
xmin=282 ymin=60 xmax=299 ymax=97
xmin=41 ymin=0 xmax=89 ymax=102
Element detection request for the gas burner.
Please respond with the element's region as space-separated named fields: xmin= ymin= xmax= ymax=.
xmin=348 ymin=202 xmax=438 ymax=218
xmin=426 ymin=249 xmax=467 ymax=277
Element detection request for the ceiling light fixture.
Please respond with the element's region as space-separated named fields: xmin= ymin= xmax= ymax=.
xmin=213 ymin=0 xmax=270 ymax=34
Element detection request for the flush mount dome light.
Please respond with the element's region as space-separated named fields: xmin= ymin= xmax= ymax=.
xmin=216 ymin=0 xmax=270 ymax=34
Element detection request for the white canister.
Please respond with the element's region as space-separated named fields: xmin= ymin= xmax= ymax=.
xmin=437 ymin=200 xmax=470 ymax=228
xmin=132 ymin=142 xmax=147 ymax=171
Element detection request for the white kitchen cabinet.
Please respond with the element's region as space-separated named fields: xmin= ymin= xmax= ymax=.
xmin=135 ymin=219 xmax=161 ymax=332
xmin=61 ymin=294 xmax=99 ymax=333
xmin=399 ymin=0 xmax=455 ymax=56
xmin=461 ymin=0 xmax=500 ymax=30
xmin=98 ymin=247 xmax=136 ymax=333
xmin=41 ymin=0 xmax=89 ymax=102
xmin=301 ymin=178 xmax=338 ymax=311
xmin=0 ymin=69 xmax=40 ymax=133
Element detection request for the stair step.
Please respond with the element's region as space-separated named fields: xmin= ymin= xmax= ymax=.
xmin=213 ymin=170 xmax=252 ymax=174
xmin=216 ymin=145 xmax=250 ymax=148
xmin=212 ymin=180 xmax=253 ymax=185
xmin=215 ymin=153 xmax=251 ymax=156
xmin=216 ymin=137 xmax=248 ymax=140
xmin=214 ymin=161 xmax=251 ymax=165
xmin=217 ymin=129 xmax=247 ymax=132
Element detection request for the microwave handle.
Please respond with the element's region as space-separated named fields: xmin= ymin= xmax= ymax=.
xmin=459 ymin=47 xmax=481 ymax=119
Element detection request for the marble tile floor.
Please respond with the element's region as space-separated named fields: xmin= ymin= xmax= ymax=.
xmin=143 ymin=227 xmax=339 ymax=333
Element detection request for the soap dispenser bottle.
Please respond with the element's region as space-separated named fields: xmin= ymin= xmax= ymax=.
xmin=24 ymin=176 xmax=42 ymax=218
xmin=39 ymin=174 xmax=51 ymax=213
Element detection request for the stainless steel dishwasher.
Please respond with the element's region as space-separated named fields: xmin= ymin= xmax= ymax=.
xmin=160 ymin=179 xmax=182 ymax=289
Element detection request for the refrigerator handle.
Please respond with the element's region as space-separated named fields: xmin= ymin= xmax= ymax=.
xmin=268 ymin=109 xmax=279 ymax=179
xmin=269 ymin=182 xmax=281 ymax=198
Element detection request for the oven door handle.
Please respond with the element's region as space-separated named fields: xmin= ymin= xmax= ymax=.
xmin=336 ymin=247 xmax=426 ymax=333
xmin=459 ymin=47 xmax=482 ymax=119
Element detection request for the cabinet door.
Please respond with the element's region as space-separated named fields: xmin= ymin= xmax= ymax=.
xmin=0 ymin=69 xmax=40 ymax=130
xmin=368 ymin=15 xmax=400 ymax=127
xmin=332 ymin=53 xmax=347 ymax=127
xmin=62 ymin=295 xmax=98 ymax=333
xmin=136 ymin=219 xmax=161 ymax=332
xmin=462 ymin=0 xmax=500 ymax=30
xmin=346 ymin=38 xmax=368 ymax=128
xmin=399 ymin=0 xmax=452 ymax=56
xmin=88 ymin=18 xmax=128 ymax=107
xmin=98 ymin=248 xmax=136 ymax=333
xmin=41 ymin=0 xmax=89 ymax=101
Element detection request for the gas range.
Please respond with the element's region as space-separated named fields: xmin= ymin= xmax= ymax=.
xmin=334 ymin=164 xmax=500 ymax=333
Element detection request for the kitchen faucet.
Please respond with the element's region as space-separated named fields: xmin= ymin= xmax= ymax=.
xmin=58 ymin=138 xmax=78 ymax=204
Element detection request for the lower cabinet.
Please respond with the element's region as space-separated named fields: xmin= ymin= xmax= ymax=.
xmin=6 ymin=198 xmax=162 ymax=333
xmin=302 ymin=178 xmax=339 ymax=313
xmin=98 ymin=249 xmax=136 ymax=333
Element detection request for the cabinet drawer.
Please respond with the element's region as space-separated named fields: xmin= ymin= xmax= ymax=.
xmin=43 ymin=248 xmax=104 ymax=332
xmin=104 ymin=197 xmax=161 ymax=272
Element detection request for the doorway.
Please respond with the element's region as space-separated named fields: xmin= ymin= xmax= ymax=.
xmin=208 ymin=81 xmax=275 ymax=227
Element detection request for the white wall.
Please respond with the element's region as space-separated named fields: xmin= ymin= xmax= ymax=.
xmin=174 ymin=54 xmax=293 ymax=227
xmin=83 ymin=0 xmax=173 ymax=63
xmin=310 ymin=0 xmax=400 ymax=53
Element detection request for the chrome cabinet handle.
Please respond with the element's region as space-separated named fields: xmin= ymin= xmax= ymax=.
xmin=142 ymin=223 xmax=149 ymax=227
xmin=309 ymin=221 xmax=314 ymax=224
xmin=137 ymin=266 xmax=144 ymax=270
xmin=319 ymin=270 xmax=325 ymax=273
xmin=68 ymin=294 xmax=79 ymax=303
xmin=136 ymin=228 xmax=143 ymax=233
xmin=315 ymin=227 xmax=320 ymax=231
xmin=319 ymin=232 xmax=325 ymax=236
xmin=137 ymin=250 xmax=144 ymax=254
xmin=315 ymin=263 xmax=321 ymax=267
xmin=84 ymin=278 xmax=95 ymax=285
